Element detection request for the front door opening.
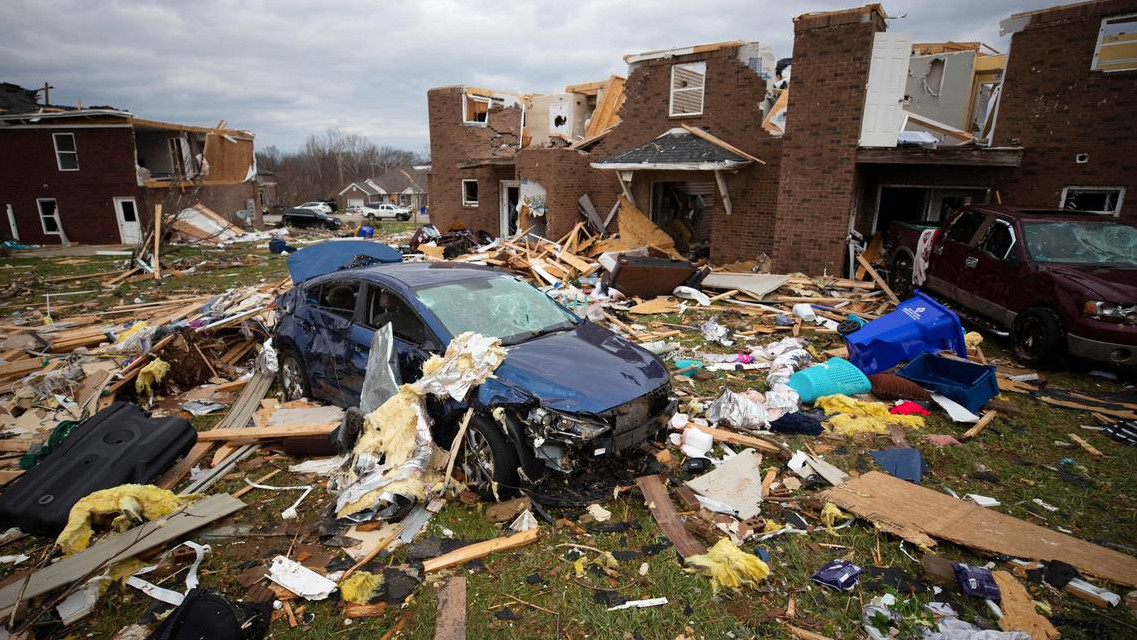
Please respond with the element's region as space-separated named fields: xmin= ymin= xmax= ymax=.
xmin=650 ymin=181 xmax=714 ymax=258
xmin=500 ymin=181 xmax=520 ymax=238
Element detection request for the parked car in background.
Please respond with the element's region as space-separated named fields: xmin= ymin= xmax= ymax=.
xmin=296 ymin=201 xmax=333 ymax=214
xmin=887 ymin=205 xmax=1137 ymax=368
xmin=282 ymin=207 xmax=342 ymax=230
xmin=273 ymin=262 xmax=675 ymax=497
xmin=364 ymin=203 xmax=412 ymax=221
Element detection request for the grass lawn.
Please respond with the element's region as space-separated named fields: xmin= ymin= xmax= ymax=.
xmin=0 ymin=236 xmax=1134 ymax=640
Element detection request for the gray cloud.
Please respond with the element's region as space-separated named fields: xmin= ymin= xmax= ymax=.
xmin=0 ymin=0 xmax=1057 ymax=151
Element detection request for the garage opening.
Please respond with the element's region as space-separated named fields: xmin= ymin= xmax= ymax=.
xmin=874 ymin=185 xmax=990 ymax=241
xmin=650 ymin=181 xmax=714 ymax=258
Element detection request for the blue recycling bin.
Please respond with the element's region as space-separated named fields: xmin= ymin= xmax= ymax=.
xmin=898 ymin=353 xmax=997 ymax=413
xmin=844 ymin=291 xmax=967 ymax=375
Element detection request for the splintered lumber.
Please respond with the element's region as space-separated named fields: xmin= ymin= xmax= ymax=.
xmin=1068 ymin=433 xmax=1103 ymax=457
xmin=0 ymin=494 xmax=244 ymax=612
xmin=635 ymin=475 xmax=706 ymax=559
xmin=154 ymin=442 xmax=214 ymax=489
xmin=434 ymin=577 xmax=467 ymax=640
xmin=855 ymin=254 xmax=900 ymax=304
xmin=688 ymin=424 xmax=783 ymax=455
xmin=0 ymin=358 xmax=44 ymax=382
xmin=992 ymin=571 xmax=1060 ymax=639
xmin=785 ymin=624 xmax=838 ymax=640
xmin=821 ymin=471 xmax=1137 ymax=587
xmin=422 ymin=527 xmax=540 ymax=573
xmin=960 ymin=410 xmax=998 ymax=440
xmin=195 ymin=422 xmax=338 ymax=442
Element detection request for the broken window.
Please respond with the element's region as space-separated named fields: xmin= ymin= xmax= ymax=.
xmin=366 ymin=287 xmax=429 ymax=343
xmin=669 ymin=62 xmax=706 ymax=117
xmin=463 ymin=94 xmax=491 ymax=125
xmin=945 ymin=209 xmax=985 ymax=245
xmin=462 ymin=179 xmax=479 ymax=207
xmin=315 ymin=282 xmax=359 ymax=319
xmin=1093 ymin=13 xmax=1137 ymax=72
xmin=52 ymin=133 xmax=78 ymax=171
xmin=1061 ymin=187 xmax=1125 ymax=216
xmin=414 ymin=276 xmax=578 ymax=345
xmin=36 ymin=198 xmax=61 ymax=235
xmin=978 ymin=220 xmax=1016 ymax=261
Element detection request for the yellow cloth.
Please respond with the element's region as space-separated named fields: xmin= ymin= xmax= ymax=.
xmin=817 ymin=394 xmax=924 ymax=435
xmin=685 ymin=538 xmax=771 ymax=592
xmin=56 ymin=485 xmax=199 ymax=555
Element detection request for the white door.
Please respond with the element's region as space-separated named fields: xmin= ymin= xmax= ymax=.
xmin=113 ymin=197 xmax=142 ymax=244
xmin=499 ymin=180 xmax=521 ymax=237
xmin=860 ymin=32 xmax=912 ymax=148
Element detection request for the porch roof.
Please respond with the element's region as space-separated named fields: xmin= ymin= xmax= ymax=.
xmin=590 ymin=126 xmax=761 ymax=171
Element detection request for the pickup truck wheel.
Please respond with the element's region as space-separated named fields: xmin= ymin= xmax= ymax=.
xmin=1012 ymin=308 xmax=1065 ymax=367
xmin=460 ymin=415 xmax=520 ymax=500
xmin=890 ymin=255 xmax=914 ymax=300
xmin=397 ymin=213 xmax=410 ymax=221
xmin=279 ymin=351 xmax=310 ymax=401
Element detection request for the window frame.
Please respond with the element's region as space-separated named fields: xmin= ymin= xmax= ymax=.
xmin=312 ymin=280 xmax=362 ymax=321
xmin=1092 ymin=12 xmax=1137 ymax=73
xmin=461 ymin=179 xmax=479 ymax=207
xmin=669 ymin=61 xmax=707 ymax=117
xmin=462 ymin=94 xmax=492 ymax=126
xmin=944 ymin=209 xmax=986 ymax=245
xmin=52 ymin=133 xmax=79 ymax=172
xmin=36 ymin=198 xmax=62 ymax=235
xmin=364 ymin=283 xmax=436 ymax=346
xmin=977 ymin=218 xmax=1017 ymax=261
xmin=1059 ymin=186 xmax=1125 ymax=216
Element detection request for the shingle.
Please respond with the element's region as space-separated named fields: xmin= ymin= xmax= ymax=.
xmin=596 ymin=129 xmax=749 ymax=166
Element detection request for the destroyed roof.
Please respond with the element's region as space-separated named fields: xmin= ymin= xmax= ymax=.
xmin=592 ymin=127 xmax=758 ymax=171
xmin=0 ymin=82 xmax=40 ymax=114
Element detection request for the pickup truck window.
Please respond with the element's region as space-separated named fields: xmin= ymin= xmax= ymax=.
xmin=945 ymin=210 xmax=985 ymax=244
xmin=1021 ymin=221 xmax=1137 ymax=266
xmin=978 ymin=221 xmax=1016 ymax=260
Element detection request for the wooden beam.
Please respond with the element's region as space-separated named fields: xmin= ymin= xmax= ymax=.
xmin=960 ymin=411 xmax=998 ymax=441
xmin=422 ymin=528 xmax=540 ymax=573
xmin=856 ymin=254 xmax=900 ymax=304
xmin=856 ymin=146 xmax=1023 ymax=167
xmin=680 ymin=123 xmax=765 ymax=165
xmin=713 ymin=170 xmax=733 ymax=215
xmin=434 ymin=577 xmax=467 ymax=640
xmin=616 ymin=171 xmax=636 ymax=208
xmin=154 ymin=442 xmax=214 ymax=489
xmin=153 ymin=204 xmax=162 ymax=279
xmin=195 ymin=422 xmax=339 ymax=442
xmin=635 ymin=475 xmax=706 ymax=559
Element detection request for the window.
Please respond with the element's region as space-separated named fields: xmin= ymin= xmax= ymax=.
xmin=461 ymin=179 xmax=479 ymax=207
xmin=945 ymin=210 xmax=985 ymax=244
xmin=978 ymin=220 xmax=1016 ymax=261
xmin=36 ymin=198 xmax=62 ymax=235
xmin=463 ymin=94 xmax=491 ymax=125
xmin=415 ymin=276 xmax=579 ymax=345
xmin=314 ymin=282 xmax=359 ymax=319
xmin=669 ymin=62 xmax=706 ymax=117
xmin=366 ymin=287 xmax=429 ymax=343
xmin=52 ymin=133 xmax=78 ymax=171
xmin=1060 ymin=186 xmax=1125 ymax=216
xmin=1092 ymin=13 xmax=1137 ymax=72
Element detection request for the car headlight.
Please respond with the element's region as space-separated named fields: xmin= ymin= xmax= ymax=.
xmin=1083 ymin=300 xmax=1137 ymax=325
xmin=527 ymin=408 xmax=611 ymax=443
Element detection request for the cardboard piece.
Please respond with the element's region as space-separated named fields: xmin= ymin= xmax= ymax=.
xmin=685 ymin=449 xmax=764 ymax=520
xmin=992 ymin=571 xmax=1060 ymax=639
xmin=821 ymin=471 xmax=1137 ymax=587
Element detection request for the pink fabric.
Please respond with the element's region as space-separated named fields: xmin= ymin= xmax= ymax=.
xmin=890 ymin=401 xmax=930 ymax=416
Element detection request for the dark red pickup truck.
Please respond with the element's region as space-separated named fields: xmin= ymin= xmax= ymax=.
xmin=887 ymin=205 xmax=1137 ymax=368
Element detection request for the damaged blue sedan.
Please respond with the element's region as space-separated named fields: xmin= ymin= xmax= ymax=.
xmin=273 ymin=262 xmax=675 ymax=499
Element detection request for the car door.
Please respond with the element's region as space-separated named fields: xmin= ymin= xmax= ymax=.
xmin=961 ymin=216 xmax=1022 ymax=326
xmin=925 ymin=208 xmax=987 ymax=302
xmin=308 ymin=279 xmax=362 ymax=405
xmin=338 ymin=283 xmax=441 ymax=406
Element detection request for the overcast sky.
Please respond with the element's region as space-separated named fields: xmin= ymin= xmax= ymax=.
xmin=1 ymin=0 xmax=1059 ymax=152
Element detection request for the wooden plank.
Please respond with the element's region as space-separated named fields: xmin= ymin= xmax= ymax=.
xmin=0 ymin=469 xmax=24 ymax=486
xmin=821 ymin=471 xmax=1137 ymax=587
xmin=688 ymin=424 xmax=783 ymax=455
xmin=960 ymin=410 xmax=998 ymax=440
xmin=583 ymin=75 xmax=626 ymax=138
xmin=855 ymin=254 xmax=900 ymax=304
xmin=0 ymin=494 xmax=244 ymax=612
xmin=422 ymin=528 xmax=540 ymax=573
xmin=196 ymin=422 xmax=338 ymax=442
xmin=679 ymin=123 xmax=765 ymax=165
xmin=434 ymin=577 xmax=467 ymax=640
xmin=153 ymin=204 xmax=162 ymax=279
xmin=0 ymin=439 xmax=35 ymax=453
xmin=154 ymin=442 xmax=214 ymax=489
xmin=635 ymin=475 xmax=706 ymax=559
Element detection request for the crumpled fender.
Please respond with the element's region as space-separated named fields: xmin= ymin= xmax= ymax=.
xmin=474 ymin=377 xmax=534 ymax=408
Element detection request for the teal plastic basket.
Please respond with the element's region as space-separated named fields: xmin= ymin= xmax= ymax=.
xmin=788 ymin=357 xmax=872 ymax=403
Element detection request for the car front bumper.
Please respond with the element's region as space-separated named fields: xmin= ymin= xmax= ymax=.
xmin=1067 ymin=333 xmax=1137 ymax=366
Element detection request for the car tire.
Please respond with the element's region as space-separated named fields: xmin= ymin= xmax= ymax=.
xmin=460 ymin=415 xmax=520 ymax=500
xmin=890 ymin=254 xmax=914 ymax=300
xmin=397 ymin=213 xmax=410 ymax=222
xmin=1012 ymin=307 xmax=1065 ymax=368
xmin=279 ymin=350 xmax=310 ymax=401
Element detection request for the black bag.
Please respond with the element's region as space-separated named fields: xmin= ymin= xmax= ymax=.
xmin=146 ymin=589 xmax=271 ymax=640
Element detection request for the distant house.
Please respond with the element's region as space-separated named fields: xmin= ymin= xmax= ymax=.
xmin=337 ymin=166 xmax=429 ymax=214
xmin=0 ymin=82 xmax=260 ymax=245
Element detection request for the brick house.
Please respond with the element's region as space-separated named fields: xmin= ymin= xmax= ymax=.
xmin=427 ymin=1 xmax=1136 ymax=275
xmin=337 ymin=166 xmax=429 ymax=213
xmin=0 ymin=87 xmax=260 ymax=246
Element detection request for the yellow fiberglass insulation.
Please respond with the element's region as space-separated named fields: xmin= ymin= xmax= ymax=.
xmin=135 ymin=358 xmax=170 ymax=396
xmin=56 ymin=485 xmax=200 ymax=555
xmin=353 ymin=385 xmax=424 ymax=466
xmin=685 ymin=538 xmax=771 ymax=593
xmin=339 ymin=571 xmax=384 ymax=604
xmin=816 ymin=394 xmax=924 ymax=435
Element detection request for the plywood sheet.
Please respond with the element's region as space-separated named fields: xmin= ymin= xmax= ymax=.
xmin=701 ymin=273 xmax=789 ymax=299
xmin=821 ymin=471 xmax=1137 ymax=587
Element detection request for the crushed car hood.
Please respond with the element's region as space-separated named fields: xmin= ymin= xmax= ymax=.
xmin=1044 ymin=264 xmax=1137 ymax=301
xmin=479 ymin=321 xmax=670 ymax=415
xmin=287 ymin=240 xmax=403 ymax=284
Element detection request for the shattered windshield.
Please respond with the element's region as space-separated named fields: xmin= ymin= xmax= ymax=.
xmin=1021 ymin=220 xmax=1137 ymax=266
xmin=415 ymin=275 xmax=580 ymax=345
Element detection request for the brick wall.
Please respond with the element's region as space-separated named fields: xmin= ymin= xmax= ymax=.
xmin=427 ymin=87 xmax=523 ymax=233
xmin=0 ymin=126 xmax=143 ymax=244
xmin=772 ymin=5 xmax=885 ymax=274
xmin=995 ymin=0 xmax=1137 ymax=219
xmin=515 ymin=147 xmax=619 ymax=240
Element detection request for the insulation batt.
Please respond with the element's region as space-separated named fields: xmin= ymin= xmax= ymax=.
xmin=816 ymin=394 xmax=925 ymax=435
xmin=685 ymin=538 xmax=771 ymax=593
xmin=339 ymin=571 xmax=384 ymax=604
xmin=56 ymin=485 xmax=199 ymax=555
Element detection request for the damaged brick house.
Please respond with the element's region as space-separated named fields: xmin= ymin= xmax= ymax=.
xmin=427 ymin=0 xmax=1137 ymax=275
xmin=0 ymin=83 xmax=260 ymax=245
xmin=337 ymin=165 xmax=429 ymax=212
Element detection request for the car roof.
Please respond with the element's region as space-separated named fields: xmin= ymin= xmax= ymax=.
xmin=323 ymin=261 xmax=505 ymax=288
xmin=962 ymin=204 xmax=1126 ymax=223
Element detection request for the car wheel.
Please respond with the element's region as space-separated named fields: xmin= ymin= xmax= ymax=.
xmin=279 ymin=351 xmax=310 ymax=401
xmin=1012 ymin=307 xmax=1065 ymax=368
xmin=460 ymin=415 xmax=520 ymax=500
xmin=397 ymin=213 xmax=410 ymax=221
xmin=890 ymin=254 xmax=914 ymax=300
